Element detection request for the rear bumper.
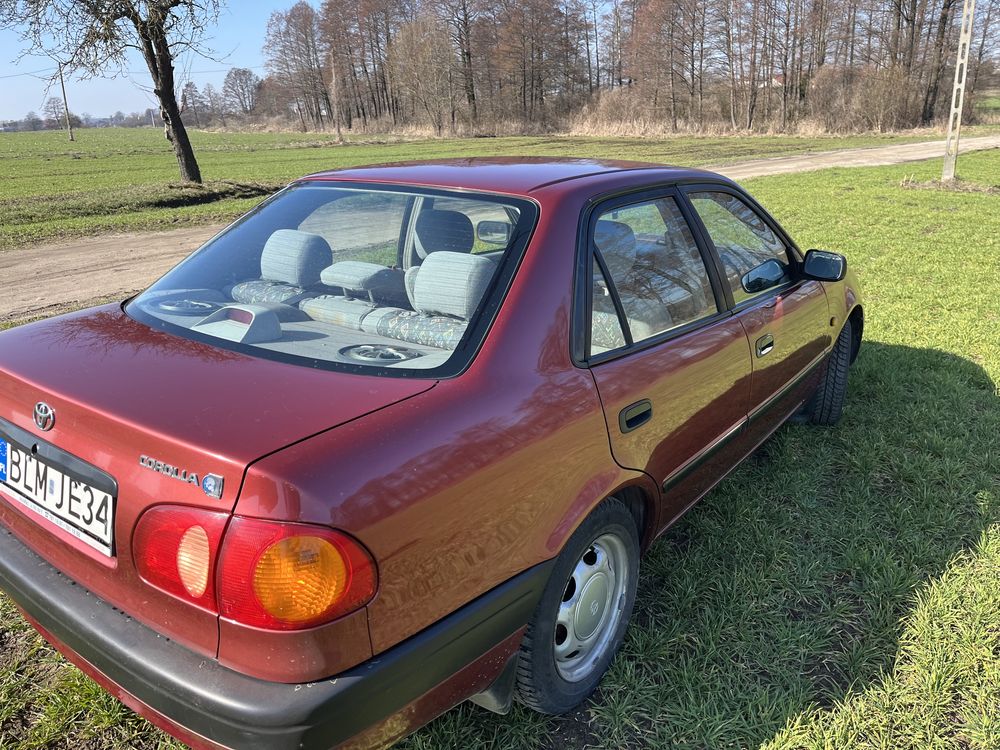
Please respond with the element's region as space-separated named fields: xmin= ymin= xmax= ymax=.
xmin=0 ymin=523 xmax=551 ymax=749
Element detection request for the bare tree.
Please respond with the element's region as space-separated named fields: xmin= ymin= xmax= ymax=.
xmin=433 ymin=0 xmax=481 ymax=123
xmin=1 ymin=0 xmax=221 ymax=183
xmin=23 ymin=110 xmax=43 ymax=130
xmin=41 ymin=96 xmax=65 ymax=128
xmin=180 ymin=80 xmax=205 ymax=127
xmin=264 ymin=3 xmax=331 ymax=129
xmin=389 ymin=15 xmax=457 ymax=134
xmin=202 ymin=82 xmax=228 ymax=126
xmin=223 ymin=67 xmax=261 ymax=116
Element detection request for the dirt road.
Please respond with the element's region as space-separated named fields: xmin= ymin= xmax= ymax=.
xmin=3 ymin=135 xmax=998 ymax=325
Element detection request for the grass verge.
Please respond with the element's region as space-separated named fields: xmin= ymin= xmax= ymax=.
xmin=1 ymin=151 xmax=999 ymax=750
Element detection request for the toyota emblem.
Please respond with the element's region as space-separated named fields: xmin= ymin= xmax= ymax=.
xmin=33 ymin=402 xmax=56 ymax=431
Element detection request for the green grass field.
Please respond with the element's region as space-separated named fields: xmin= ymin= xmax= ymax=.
xmin=1 ymin=127 xmax=993 ymax=251
xmin=976 ymin=90 xmax=1000 ymax=114
xmin=1 ymin=149 xmax=999 ymax=750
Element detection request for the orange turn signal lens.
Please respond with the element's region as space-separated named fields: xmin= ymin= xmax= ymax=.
xmin=217 ymin=517 xmax=377 ymax=630
xmin=252 ymin=536 xmax=348 ymax=625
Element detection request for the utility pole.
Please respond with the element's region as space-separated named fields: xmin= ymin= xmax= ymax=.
xmin=943 ymin=0 xmax=977 ymax=181
xmin=57 ymin=63 xmax=74 ymax=142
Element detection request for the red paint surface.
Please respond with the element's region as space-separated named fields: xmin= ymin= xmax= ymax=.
xmin=0 ymin=158 xmax=864 ymax=747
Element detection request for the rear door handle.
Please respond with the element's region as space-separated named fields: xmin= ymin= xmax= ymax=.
xmin=619 ymin=399 xmax=652 ymax=433
xmin=755 ymin=334 xmax=775 ymax=357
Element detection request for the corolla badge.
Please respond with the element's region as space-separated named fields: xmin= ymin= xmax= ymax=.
xmin=139 ymin=455 xmax=224 ymax=498
xmin=33 ymin=402 xmax=56 ymax=431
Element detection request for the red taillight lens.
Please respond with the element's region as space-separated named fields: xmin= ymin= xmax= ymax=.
xmin=133 ymin=505 xmax=230 ymax=611
xmin=217 ymin=517 xmax=377 ymax=630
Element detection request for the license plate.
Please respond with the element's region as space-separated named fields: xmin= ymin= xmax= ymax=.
xmin=0 ymin=437 xmax=116 ymax=556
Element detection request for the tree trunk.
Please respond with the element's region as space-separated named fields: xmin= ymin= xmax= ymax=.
xmin=136 ymin=19 xmax=202 ymax=183
xmin=159 ymin=89 xmax=202 ymax=183
xmin=458 ymin=0 xmax=478 ymax=122
xmin=921 ymin=0 xmax=957 ymax=124
xmin=330 ymin=52 xmax=343 ymax=143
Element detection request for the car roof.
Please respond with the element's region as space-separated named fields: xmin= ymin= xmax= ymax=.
xmin=300 ymin=157 xmax=726 ymax=196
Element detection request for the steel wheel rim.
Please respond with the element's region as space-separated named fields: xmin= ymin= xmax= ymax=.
xmin=552 ymin=532 xmax=630 ymax=683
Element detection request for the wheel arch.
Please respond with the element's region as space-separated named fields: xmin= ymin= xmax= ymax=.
xmin=547 ymin=471 xmax=659 ymax=563
xmin=847 ymin=304 xmax=864 ymax=363
xmin=615 ymin=482 xmax=659 ymax=553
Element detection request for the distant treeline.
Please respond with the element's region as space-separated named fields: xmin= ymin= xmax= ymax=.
xmin=257 ymin=0 xmax=1000 ymax=134
xmin=2 ymin=101 xmax=163 ymax=132
xmin=5 ymin=0 xmax=1000 ymax=136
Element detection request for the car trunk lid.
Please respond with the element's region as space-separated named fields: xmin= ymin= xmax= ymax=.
xmin=0 ymin=305 xmax=434 ymax=657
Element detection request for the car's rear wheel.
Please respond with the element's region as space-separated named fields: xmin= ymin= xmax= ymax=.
xmin=514 ymin=498 xmax=639 ymax=714
xmin=806 ymin=319 xmax=853 ymax=425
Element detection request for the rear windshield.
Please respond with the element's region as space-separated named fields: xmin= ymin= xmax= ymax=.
xmin=127 ymin=183 xmax=537 ymax=376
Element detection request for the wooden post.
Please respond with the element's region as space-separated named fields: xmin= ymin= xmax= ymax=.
xmin=57 ymin=64 xmax=74 ymax=142
xmin=943 ymin=0 xmax=977 ymax=181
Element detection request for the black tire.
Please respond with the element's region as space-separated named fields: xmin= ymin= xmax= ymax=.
xmin=514 ymin=498 xmax=640 ymax=715
xmin=806 ymin=320 xmax=853 ymax=425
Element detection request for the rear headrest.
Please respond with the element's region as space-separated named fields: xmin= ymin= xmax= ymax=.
xmin=261 ymin=229 xmax=332 ymax=286
xmin=320 ymin=261 xmax=408 ymax=306
xmin=415 ymin=209 xmax=474 ymax=255
xmin=412 ymin=252 xmax=496 ymax=320
xmin=594 ymin=220 xmax=636 ymax=279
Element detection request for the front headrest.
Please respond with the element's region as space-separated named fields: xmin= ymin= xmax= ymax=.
xmin=415 ymin=209 xmax=474 ymax=255
xmin=594 ymin=220 xmax=636 ymax=279
xmin=261 ymin=229 xmax=332 ymax=286
xmin=412 ymin=252 xmax=496 ymax=320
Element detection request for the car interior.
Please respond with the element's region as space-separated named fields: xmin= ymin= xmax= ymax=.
xmin=134 ymin=189 xmax=522 ymax=371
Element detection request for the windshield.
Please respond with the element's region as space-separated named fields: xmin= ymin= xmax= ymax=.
xmin=127 ymin=182 xmax=537 ymax=376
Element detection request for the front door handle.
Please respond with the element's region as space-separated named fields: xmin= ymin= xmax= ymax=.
xmin=755 ymin=334 xmax=775 ymax=357
xmin=619 ymin=399 xmax=652 ymax=433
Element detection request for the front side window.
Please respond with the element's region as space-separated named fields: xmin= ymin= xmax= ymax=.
xmin=589 ymin=196 xmax=717 ymax=356
xmin=127 ymin=184 xmax=535 ymax=375
xmin=688 ymin=191 xmax=792 ymax=304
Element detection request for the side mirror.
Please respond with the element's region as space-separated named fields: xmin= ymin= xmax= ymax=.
xmin=476 ymin=220 xmax=511 ymax=245
xmin=802 ymin=249 xmax=847 ymax=282
xmin=741 ymin=258 xmax=788 ymax=294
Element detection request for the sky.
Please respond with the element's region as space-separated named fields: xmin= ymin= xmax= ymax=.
xmin=0 ymin=3 xmax=283 ymax=121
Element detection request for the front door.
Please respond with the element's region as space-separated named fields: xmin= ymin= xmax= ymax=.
xmin=685 ymin=189 xmax=832 ymax=443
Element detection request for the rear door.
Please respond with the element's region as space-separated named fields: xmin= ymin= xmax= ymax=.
xmin=581 ymin=190 xmax=753 ymax=525
xmin=684 ymin=187 xmax=832 ymax=443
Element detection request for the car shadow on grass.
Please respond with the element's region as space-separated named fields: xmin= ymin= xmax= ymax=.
xmin=401 ymin=341 xmax=999 ymax=749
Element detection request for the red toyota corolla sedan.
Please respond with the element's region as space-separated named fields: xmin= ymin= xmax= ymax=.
xmin=0 ymin=158 xmax=862 ymax=749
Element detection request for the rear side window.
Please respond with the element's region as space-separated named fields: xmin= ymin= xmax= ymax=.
xmin=591 ymin=197 xmax=718 ymax=354
xmin=591 ymin=259 xmax=626 ymax=354
xmin=689 ymin=191 xmax=791 ymax=304
xmin=589 ymin=196 xmax=717 ymax=356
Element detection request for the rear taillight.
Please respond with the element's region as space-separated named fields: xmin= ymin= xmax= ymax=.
xmin=133 ymin=509 xmax=376 ymax=630
xmin=133 ymin=505 xmax=229 ymax=611
xmin=217 ymin=517 xmax=377 ymax=630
